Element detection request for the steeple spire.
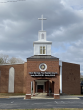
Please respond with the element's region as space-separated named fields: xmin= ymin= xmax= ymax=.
xmin=33 ymin=15 xmax=52 ymax=56
xmin=38 ymin=15 xmax=47 ymax=31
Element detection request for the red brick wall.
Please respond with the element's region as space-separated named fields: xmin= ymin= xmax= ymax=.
xmin=0 ymin=59 xmax=80 ymax=95
xmin=23 ymin=62 xmax=27 ymax=93
xmin=0 ymin=65 xmax=9 ymax=93
xmin=26 ymin=59 xmax=60 ymax=96
xmin=62 ymin=62 xmax=81 ymax=95
xmin=0 ymin=64 xmax=24 ymax=93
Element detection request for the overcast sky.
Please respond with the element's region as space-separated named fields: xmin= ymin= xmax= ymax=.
xmin=0 ymin=0 xmax=83 ymax=74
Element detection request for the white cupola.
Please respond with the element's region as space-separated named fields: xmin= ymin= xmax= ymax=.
xmin=33 ymin=15 xmax=52 ymax=55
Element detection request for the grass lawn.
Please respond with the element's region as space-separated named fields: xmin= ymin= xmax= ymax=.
xmin=21 ymin=108 xmax=83 ymax=110
xmin=0 ymin=93 xmax=25 ymax=98
xmin=33 ymin=109 xmax=83 ymax=110
xmin=0 ymin=106 xmax=82 ymax=110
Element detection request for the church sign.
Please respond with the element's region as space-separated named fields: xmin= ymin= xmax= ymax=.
xmin=29 ymin=72 xmax=57 ymax=77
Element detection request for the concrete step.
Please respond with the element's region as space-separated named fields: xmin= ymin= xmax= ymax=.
xmin=32 ymin=93 xmax=53 ymax=98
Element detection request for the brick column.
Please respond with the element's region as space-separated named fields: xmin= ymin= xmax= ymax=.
xmin=45 ymin=82 xmax=47 ymax=92
xmin=36 ymin=82 xmax=37 ymax=93
xmin=54 ymin=80 xmax=60 ymax=99
xmin=33 ymin=80 xmax=35 ymax=96
xmin=47 ymin=81 xmax=49 ymax=96
xmin=52 ymin=81 xmax=54 ymax=96
xmin=26 ymin=80 xmax=31 ymax=99
xmin=44 ymin=82 xmax=45 ymax=93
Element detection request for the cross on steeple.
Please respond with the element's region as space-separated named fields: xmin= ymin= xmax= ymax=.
xmin=38 ymin=15 xmax=47 ymax=31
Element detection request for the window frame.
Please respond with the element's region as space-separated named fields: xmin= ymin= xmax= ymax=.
xmin=39 ymin=45 xmax=46 ymax=55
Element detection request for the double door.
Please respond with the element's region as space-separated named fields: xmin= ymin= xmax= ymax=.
xmin=37 ymin=85 xmax=43 ymax=93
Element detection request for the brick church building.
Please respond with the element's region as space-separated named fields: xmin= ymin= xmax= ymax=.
xmin=0 ymin=15 xmax=80 ymax=99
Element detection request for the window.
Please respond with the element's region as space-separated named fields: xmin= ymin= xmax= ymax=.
xmin=40 ymin=46 xmax=42 ymax=54
xmin=41 ymin=33 xmax=44 ymax=39
xmin=40 ymin=46 xmax=46 ymax=54
xmin=43 ymin=46 xmax=45 ymax=54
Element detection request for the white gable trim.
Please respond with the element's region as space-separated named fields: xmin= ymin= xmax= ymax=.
xmin=59 ymin=60 xmax=62 ymax=94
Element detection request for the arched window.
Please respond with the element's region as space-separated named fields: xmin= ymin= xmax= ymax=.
xmin=8 ymin=67 xmax=15 ymax=93
xmin=41 ymin=33 xmax=44 ymax=39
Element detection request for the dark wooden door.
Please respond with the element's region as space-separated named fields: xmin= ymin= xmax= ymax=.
xmin=37 ymin=85 xmax=43 ymax=93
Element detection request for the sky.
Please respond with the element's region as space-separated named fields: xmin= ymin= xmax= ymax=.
xmin=0 ymin=0 xmax=83 ymax=74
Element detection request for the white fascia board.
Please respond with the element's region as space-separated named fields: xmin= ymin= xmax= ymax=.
xmin=59 ymin=60 xmax=62 ymax=94
xmin=38 ymin=30 xmax=46 ymax=32
xmin=33 ymin=41 xmax=52 ymax=45
xmin=0 ymin=63 xmax=24 ymax=66
xmin=59 ymin=60 xmax=62 ymax=66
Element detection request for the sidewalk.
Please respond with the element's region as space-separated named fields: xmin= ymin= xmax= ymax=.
xmin=31 ymin=93 xmax=54 ymax=99
xmin=8 ymin=94 xmax=83 ymax=99
xmin=60 ymin=95 xmax=83 ymax=99
xmin=9 ymin=95 xmax=25 ymax=98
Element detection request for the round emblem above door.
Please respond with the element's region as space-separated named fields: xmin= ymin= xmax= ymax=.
xmin=39 ymin=63 xmax=47 ymax=71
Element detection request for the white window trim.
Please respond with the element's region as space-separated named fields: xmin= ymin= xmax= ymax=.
xmin=39 ymin=45 xmax=46 ymax=55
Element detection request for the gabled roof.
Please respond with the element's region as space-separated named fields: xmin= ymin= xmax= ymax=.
xmin=27 ymin=55 xmax=59 ymax=59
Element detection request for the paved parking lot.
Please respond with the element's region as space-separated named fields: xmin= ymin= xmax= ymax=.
xmin=0 ymin=97 xmax=83 ymax=109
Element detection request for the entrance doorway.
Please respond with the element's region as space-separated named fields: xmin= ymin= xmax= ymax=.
xmin=35 ymin=79 xmax=48 ymax=93
xmin=30 ymin=79 xmax=55 ymax=99
xmin=37 ymin=85 xmax=43 ymax=93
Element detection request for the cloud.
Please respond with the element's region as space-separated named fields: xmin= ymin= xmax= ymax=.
xmin=0 ymin=0 xmax=83 ymax=72
xmin=61 ymin=0 xmax=83 ymax=10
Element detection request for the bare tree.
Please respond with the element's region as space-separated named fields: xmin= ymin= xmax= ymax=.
xmin=81 ymin=74 xmax=83 ymax=78
xmin=0 ymin=54 xmax=4 ymax=64
xmin=80 ymin=73 xmax=83 ymax=82
xmin=0 ymin=58 xmax=4 ymax=64
xmin=3 ymin=55 xmax=9 ymax=64
xmin=0 ymin=54 xmax=9 ymax=64
xmin=0 ymin=54 xmax=24 ymax=64
xmin=8 ymin=57 xmax=24 ymax=64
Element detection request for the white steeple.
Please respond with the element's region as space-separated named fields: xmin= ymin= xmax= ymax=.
xmin=33 ymin=15 xmax=52 ymax=55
